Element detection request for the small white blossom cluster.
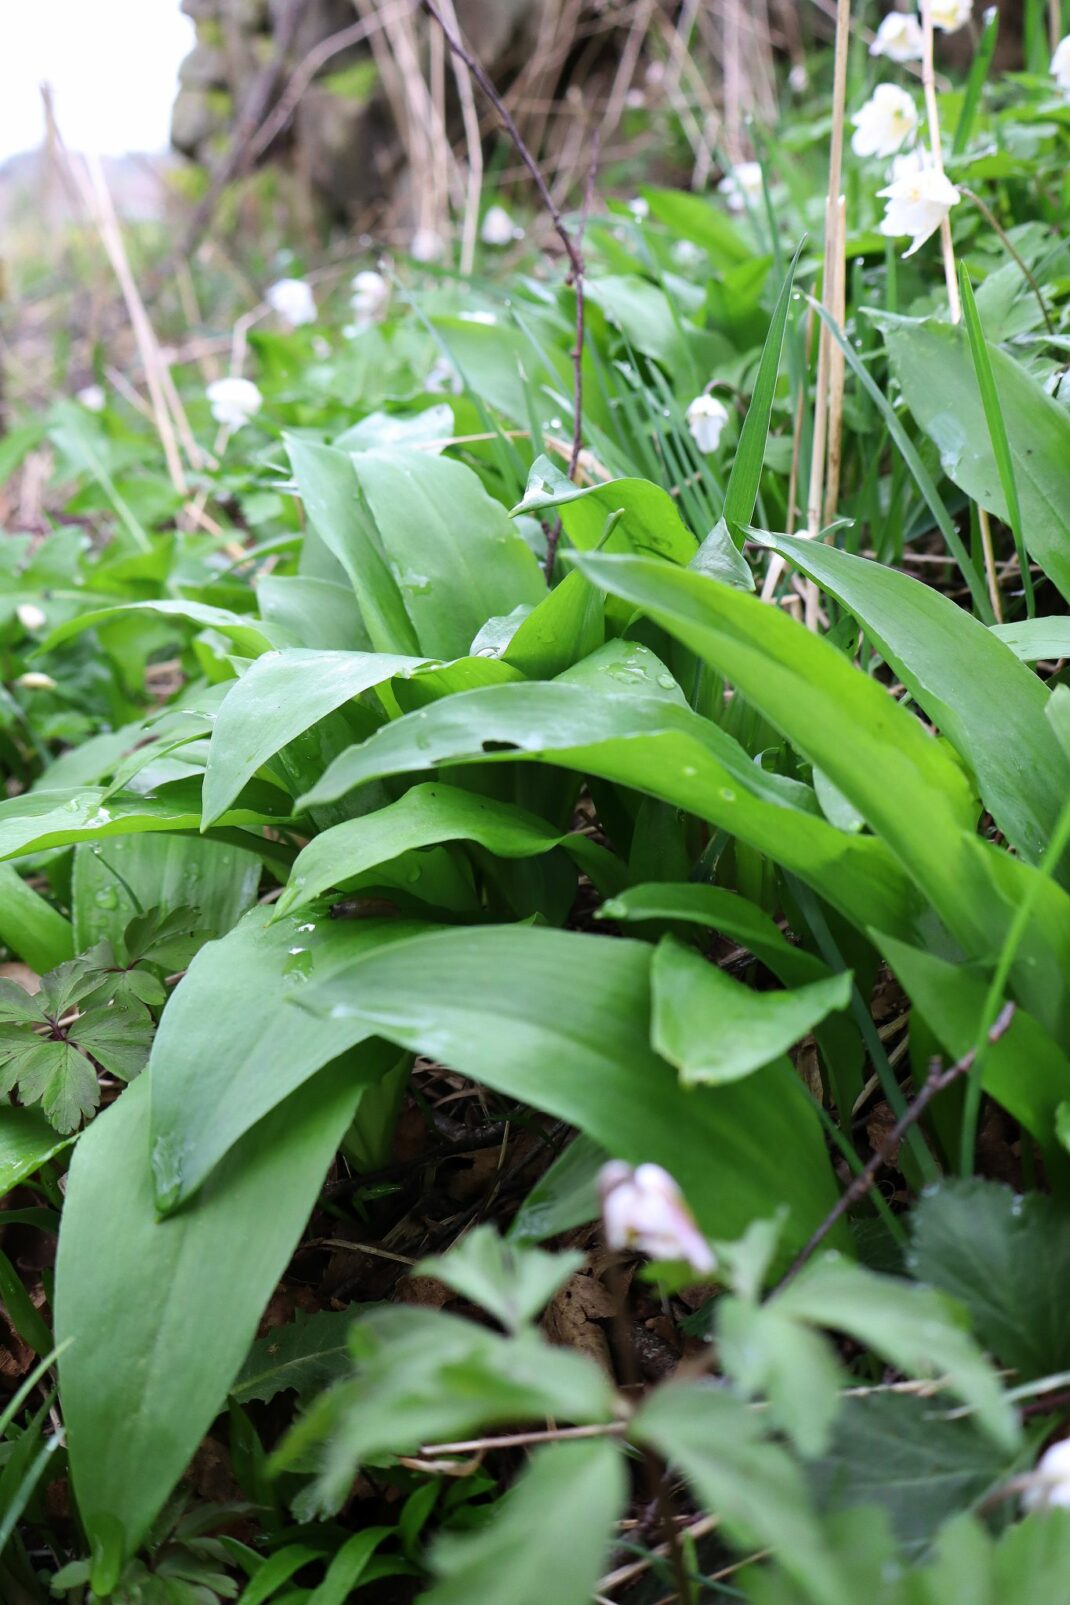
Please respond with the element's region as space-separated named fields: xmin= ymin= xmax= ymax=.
xmin=481 ymin=205 xmax=524 ymax=246
xmin=1053 ymin=35 xmax=1070 ymax=94
xmin=870 ymin=0 xmax=973 ymax=60
xmin=265 ymin=277 xmax=317 ymax=328
xmin=206 ymin=377 xmax=263 ymax=431
xmin=599 ymin=1161 xmax=715 ymax=1275
xmin=686 ymin=392 xmax=731 ymax=454
xmin=718 ymin=160 xmax=764 ymax=213
xmin=347 ymin=270 xmax=391 ymax=337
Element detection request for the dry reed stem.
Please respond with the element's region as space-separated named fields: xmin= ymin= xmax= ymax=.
xmin=821 ymin=193 xmax=847 ymax=527
xmin=435 ymin=0 xmax=484 ymax=275
xmin=919 ymin=0 xmax=962 ymax=322
xmin=77 ymin=153 xmax=189 ymax=497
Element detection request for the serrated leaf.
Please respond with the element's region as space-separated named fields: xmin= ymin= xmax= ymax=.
xmin=422 ymin=1439 xmax=626 ymax=1605
xmin=231 ymin=1310 xmax=359 ymax=1406
xmin=71 ymin=1004 xmax=154 ymax=1081
xmin=271 ymin=1305 xmax=616 ymax=1514
xmin=15 ymin=1039 xmax=99 ymax=1133
xmin=910 ymin=1179 xmax=1070 ymax=1382
xmin=417 ymin=1226 xmax=584 ymax=1332
xmin=775 ymin=1254 xmax=1018 ymax=1448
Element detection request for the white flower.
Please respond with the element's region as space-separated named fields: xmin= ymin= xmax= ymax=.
xmin=878 ymin=164 xmax=960 ymax=256
xmin=350 ymin=270 xmax=390 ymax=329
xmin=628 ymin=195 xmax=650 ymax=220
xmin=870 ymin=11 xmax=925 ymax=60
xmin=930 ymin=0 xmax=972 ymax=30
xmin=206 ymin=376 xmax=263 ymax=431
xmin=686 ymin=393 xmax=731 ymax=454
xmin=16 ymin=603 xmax=46 ymax=631
xmin=15 ymin=671 xmax=57 ymax=691
xmin=599 ymin=1161 xmax=716 ymax=1274
xmin=718 ymin=160 xmax=764 ymax=213
xmin=888 ymin=145 xmax=927 ymax=182
xmin=76 ymin=384 xmax=106 ymax=412
xmin=265 ymin=277 xmax=317 ymax=327
xmin=1052 ymin=34 xmax=1070 ymax=92
xmin=851 ymin=85 xmax=919 ymax=158
xmin=481 ymin=205 xmax=522 ymax=246
xmin=411 ymin=227 xmax=445 ymax=263
xmin=1022 ymin=1440 xmax=1070 ymax=1511
xmin=671 ymin=239 xmax=706 ymax=269
xmin=789 ymin=62 xmax=810 ymax=92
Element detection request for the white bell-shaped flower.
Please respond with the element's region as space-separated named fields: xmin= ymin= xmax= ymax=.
xmin=266 ymin=277 xmax=317 ymax=327
xmin=599 ymin=1161 xmax=716 ymax=1274
xmin=930 ymin=0 xmax=972 ymax=31
xmin=481 ymin=205 xmax=522 ymax=246
xmin=16 ymin=604 xmax=46 ymax=632
xmin=411 ymin=227 xmax=445 ymax=263
xmin=718 ymin=161 xmax=763 ymax=213
xmin=878 ymin=162 xmax=960 ymax=256
xmin=870 ymin=12 xmax=925 ymax=61
xmin=1052 ymin=34 xmax=1070 ymax=92
xmin=1023 ymin=1440 xmax=1070 ymax=1511
xmin=851 ymin=84 xmax=919 ymax=158
xmin=206 ymin=376 xmax=263 ymax=431
xmin=76 ymin=384 xmax=106 ymax=412
xmin=350 ymin=270 xmax=390 ymax=330
xmin=686 ymin=393 xmax=731 ymax=454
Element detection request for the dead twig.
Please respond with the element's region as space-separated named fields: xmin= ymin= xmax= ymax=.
xmin=775 ymin=1001 xmax=1017 ymax=1292
xmin=421 ymin=0 xmax=589 ymax=578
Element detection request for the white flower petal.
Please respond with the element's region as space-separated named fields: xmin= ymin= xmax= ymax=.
xmin=266 ymin=277 xmax=317 ymax=327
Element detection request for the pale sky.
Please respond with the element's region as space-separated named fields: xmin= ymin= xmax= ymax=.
xmin=0 ymin=1 xmax=195 ymax=160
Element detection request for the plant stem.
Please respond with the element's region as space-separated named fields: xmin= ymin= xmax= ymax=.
xmin=919 ymin=0 xmax=962 ymax=323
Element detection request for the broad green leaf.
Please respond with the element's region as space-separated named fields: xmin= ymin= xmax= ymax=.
xmin=640 ymin=186 xmax=752 ymax=267
xmin=55 ymin=1064 xmax=361 ymax=1575
xmin=300 ymin=924 xmax=844 ymax=1253
xmin=351 ymin=446 xmax=546 ymax=658
xmin=71 ymin=833 xmax=261 ymax=951
xmin=0 ymin=1105 xmax=74 ymax=1195
xmin=298 ymin=679 xmax=921 ymax=941
xmin=723 ymin=242 xmax=801 ymax=539
xmin=274 ymin=782 xmax=624 ymax=919
xmin=201 ymin=648 xmax=425 ymax=826
xmin=0 ymin=783 xmax=291 ymax=864
xmin=991 ymin=617 xmax=1070 ymax=661
xmin=910 ymin=1180 xmax=1070 ymax=1382
xmin=576 ymin=552 xmax=993 ymax=956
xmin=417 ymin=1226 xmax=584 ymax=1332
xmin=502 ymin=568 xmax=604 ymax=678
xmin=586 ymin=273 xmax=718 ymax=377
xmin=634 ymin=1382 xmax=852 ymax=1605
xmin=273 ymin=1305 xmax=616 ymax=1512
xmin=508 ymin=1134 xmax=607 ymax=1245
xmin=775 ymin=1255 xmax=1018 ymax=1447
xmin=880 ymin=315 xmax=1070 ymax=601
xmin=757 ymin=532 xmax=1068 ymax=866
xmin=149 ymin=907 xmax=427 ymax=1212
xmin=257 ymin=574 xmax=370 ymax=652
xmin=879 ymin=932 xmax=1070 ymax=1150
xmin=600 ymin=882 xmax=832 ymax=989
xmin=423 ymin=1439 xmax=626 ymax=1605
xmin=43 ymin=599 xmax=280 ymax=659
xmin=287 ymin=435 xmax=419 ymax=654
xmin=232 ymin=1309 xmax=358 ymax=1406
xmin=306 ymin=1529 xmax=393 ymax=1605
xmin=49 ymin=402 xmax=151 ymax=553
xmin=651 ymin=936 xmax=851 ymax=1085
xmin=512 ymin=455 xmax=698 ymax=565
xmin=0 ymin=864 xmax=74 ymax=972
xmin=236 ymin=1545 xmax=329 ymax=1605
